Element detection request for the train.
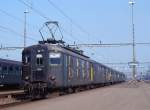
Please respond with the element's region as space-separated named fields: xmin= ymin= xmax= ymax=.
xmin=0 ymin=58 xmax=22 ymax=89
xmin=22 ymin=39 xmax=126 ymax=99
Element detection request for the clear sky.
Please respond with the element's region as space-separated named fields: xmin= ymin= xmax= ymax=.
xmin=0 ymin=0 xmax=150 ymax=77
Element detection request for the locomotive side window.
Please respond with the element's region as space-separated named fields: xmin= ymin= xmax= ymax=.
xmin=36 ymin=54 xmax=43 ymax=65
xmin=49 ymin=53 xmax=61 ymax=65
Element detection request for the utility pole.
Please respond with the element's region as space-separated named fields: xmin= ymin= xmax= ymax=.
xmin=129 ymin=0 xmax=137 ymax=80
xmin=24 ymin=10 xmax=29 ymax=48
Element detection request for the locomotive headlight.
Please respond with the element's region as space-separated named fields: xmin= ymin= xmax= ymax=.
xmin=25 ymin=76 xmax=29 ymax=80
xmin=51 ymin=76 xmax=56 ymax=80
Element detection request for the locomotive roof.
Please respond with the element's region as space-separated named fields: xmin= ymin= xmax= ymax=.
xmin=47 ymin=44 xmax=89 ymax=57
xmin=24 ymin=43 xmax=91 ymax=61
xmin=0 ymin=58 xmax=21 ymax=65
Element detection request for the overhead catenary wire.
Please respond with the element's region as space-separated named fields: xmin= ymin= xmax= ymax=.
xmin=17 ymin=0 xmax=85 ymax=44
xmin=1 ymin=41 xmax=150 ymax=50
xmin=0 ymin=8 xmax=43 ymax=40
xmin=0 ymin=8 xmax=40 ymax=31
xmin=0 ymin=25 xmax=37 ymax=42
xmin=0 ymin=2 xmax=41 ymax=43
xmin=47 ymin=0 xmax=91 ymax=37
xmin=0 ymin=8 xmax=22 ymax=23
xmin=69 ymin=42 xmax=150 ymax=48
xmin=17 ymin=0 xmax=50 ymax=21
xmin=104 ymin=62 xmax=150 ymax=65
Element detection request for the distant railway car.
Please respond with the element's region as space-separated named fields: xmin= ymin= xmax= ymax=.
xmin=22 ymin=39 xmax=126 ymax=99
xmin=0 ymin=58 xmax=22 ymax=88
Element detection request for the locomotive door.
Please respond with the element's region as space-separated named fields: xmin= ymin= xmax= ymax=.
xmin=33 ymin=49 xmax=47 ymax=82
xmin=49 ymin=52 xmax=62 ymax=88
xmin=63 ymin=54 xmax=68 ymax=87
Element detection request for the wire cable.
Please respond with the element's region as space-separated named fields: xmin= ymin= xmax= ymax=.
xmin=18 ymin=0 xmax=89 ymax=44
xmin=17 ymin=0 xmax=50 ymax=21
xmin=0 ymin=25 xmax=37 ymax=42
xmin=47 ymin=0 xmax=91 ymax=38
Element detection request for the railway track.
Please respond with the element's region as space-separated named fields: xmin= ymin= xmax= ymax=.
xmin=0 ymin=82 xmax=125 ymax=109
xmin=0 ymin=90 xmax=28 ymax=108
xmin=0 ymin=90 xmax=61 ymax=109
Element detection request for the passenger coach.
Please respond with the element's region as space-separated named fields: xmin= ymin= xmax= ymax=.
xmin=0 ymin=58 xmax=22 ymax=88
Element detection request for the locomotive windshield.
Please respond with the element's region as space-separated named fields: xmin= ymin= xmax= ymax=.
xmin=49 ymin=53 xmax=61 ymax=65
xmin=36 ymin=54 xmax=43 ymax=65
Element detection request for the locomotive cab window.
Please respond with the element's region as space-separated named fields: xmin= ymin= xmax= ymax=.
xmin=49 ymin=53 xmax=61 ymax=65
xmin=36 ymin=54 xmax=43 ymax=65
xmin=23 ymin=55 xmax=30 ymax=64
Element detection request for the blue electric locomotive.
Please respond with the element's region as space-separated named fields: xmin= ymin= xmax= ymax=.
xmin=22 ymin=39 xmax=125 ymax=98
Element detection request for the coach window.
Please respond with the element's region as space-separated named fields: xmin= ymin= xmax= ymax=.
xmin=36 ymin=54 xmax=43 ymax=65
xmin=2 ymin=66 xmax=8 ymax=74
xmin=15 ymin=66 xmax=19 ymax=75
xmin=9 ymin=66 xmax=13 ymax=74
xmin=0 ymin=65 xmax=2 ymax=73
xmin=49 ymin=53 xmax=61 ymax=65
